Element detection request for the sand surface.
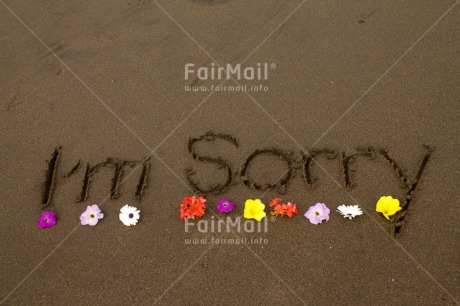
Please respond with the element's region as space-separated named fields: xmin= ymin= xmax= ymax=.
xmin=0 ymin=0 xmax=459 ymax=305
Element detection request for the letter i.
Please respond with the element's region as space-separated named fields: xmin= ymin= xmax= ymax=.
xmin=42 ymin=147 xmax=61 ymax=208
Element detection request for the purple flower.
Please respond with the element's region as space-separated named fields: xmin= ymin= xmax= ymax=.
xmin=217 ymin=198 xmax=234 ymax=213
xmin=304 ymin=203 xmax=330 ymax=225
xmin=38 ymin=211 xmax=57 ymax=229
xmin=80 ymin=204 xmax=104 ymax=226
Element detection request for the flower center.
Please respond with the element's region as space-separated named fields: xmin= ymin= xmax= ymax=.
xmin=315 ymin=211 xmax=320 ymax=216
xmin=129 ymin=213 xmax=134 ymax=218
xmin=90 ymin=214 xmax=95 ymax=218
xmin=44 ymin=218 xmax=49 ymax=222
xmin=223 ymin=203 xmax=228 ymax=207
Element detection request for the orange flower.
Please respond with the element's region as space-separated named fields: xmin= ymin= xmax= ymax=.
xmin=270 ymin=198 xmax=298 ymax=218
xmin=270 ymin=198 xmax=282 ymax=207
xmin=274 ymin=205 xmax=284 ymax=215
xmin=180 ymin=196 xmax=207 ymax=220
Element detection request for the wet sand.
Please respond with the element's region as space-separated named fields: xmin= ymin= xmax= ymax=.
xmin=0 ymin=0 xmax=459 ymax=305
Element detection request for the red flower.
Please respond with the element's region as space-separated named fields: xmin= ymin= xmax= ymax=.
xmin=180 ymin=196 xmax=207 ymax=220
xmin=270 ymin=198 xmax=298 ymax=218
xmin=270 ymin=198 xmax=282 ymax=207
xmin=285 ymin=202 xmax=298 ymax=217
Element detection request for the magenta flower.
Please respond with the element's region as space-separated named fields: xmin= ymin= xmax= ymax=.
xmin=304 ymin=203 xmax=330 ymax=224
xmin=217 ymin=198 xmax=234 ymax=213
xmin=38 ymin=211 xmax=57 ymax=229
xmin=80 ymin=204 xmax=104 ymax=226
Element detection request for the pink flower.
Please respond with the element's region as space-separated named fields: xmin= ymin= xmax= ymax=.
xmin=80 ymin=204 xmax=104 ymax=226
xmin=38 ymin=211 xmax=57 ymax=229
xmin=217 ymin=198 xmax=234 ymax=213
xmin=304 ymin=203 xmax=330 ymax=224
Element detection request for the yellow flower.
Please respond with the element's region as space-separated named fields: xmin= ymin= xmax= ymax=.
xmin=376 ymin=196 xmax=402 ymax=220
xmin=244 ymin=199 xmax=266 ymax=221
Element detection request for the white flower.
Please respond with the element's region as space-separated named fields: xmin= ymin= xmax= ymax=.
xmin=119 ymin=204 xmax=140 ymax=226
xmin=336 ymin=205 xmax=363 ymax=219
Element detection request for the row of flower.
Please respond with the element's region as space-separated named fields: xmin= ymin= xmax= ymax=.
xmin=38 ymin=195 xmax=401 ymax=229
xmin=180 ymin=196 xmax=402 ymax=224
xmin=38 ymin=204 xmax=140 ymax=228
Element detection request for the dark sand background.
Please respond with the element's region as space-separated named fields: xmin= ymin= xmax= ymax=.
xmin=0 ymin=0 xmax=459 ymax=305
